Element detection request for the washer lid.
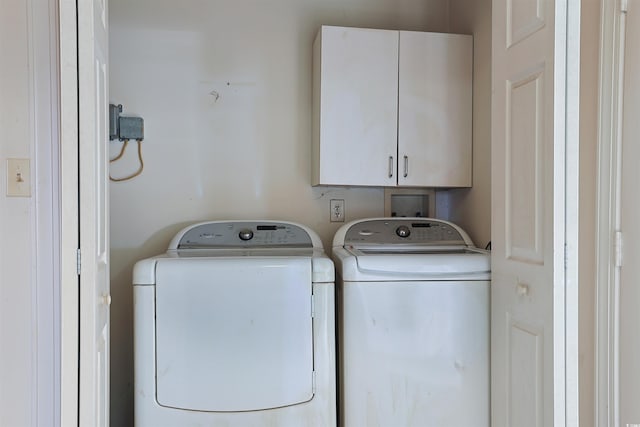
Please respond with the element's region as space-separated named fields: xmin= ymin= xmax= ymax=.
xmin=332 ymin=218 xmax=490 ymax=281
xmin=154 ymin=257 xmax=314 ymax=412
xmin=347 ymin=246 xmax=490 ymax=276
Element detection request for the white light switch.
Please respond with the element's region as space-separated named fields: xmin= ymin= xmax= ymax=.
xmin=7 ymin=158 xmax=31 ymax=197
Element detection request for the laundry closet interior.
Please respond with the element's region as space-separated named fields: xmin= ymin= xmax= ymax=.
xmin=107 ymin=0 xmax=491 ymax=424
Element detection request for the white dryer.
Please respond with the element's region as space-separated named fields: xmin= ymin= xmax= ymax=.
xmin=133 ymin=220 xmax=336 ymax=427
xmin=332 ymin=218 xmax=490 ymax=427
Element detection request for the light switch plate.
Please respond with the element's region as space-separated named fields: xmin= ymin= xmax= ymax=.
xmin=7 ymin=158 xmax=31 ymax=197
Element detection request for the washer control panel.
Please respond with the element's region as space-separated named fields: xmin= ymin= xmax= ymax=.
xmin=344 ymin=219 xmax=467 ymax=246
xmin=177 ymin=221 xmax=313 ymax=248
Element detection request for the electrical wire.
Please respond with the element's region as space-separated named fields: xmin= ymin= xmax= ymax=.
xmin=109 ymin=139 xmax=129 ymax=162
xmin=109 ymin=139 xmax=144 ymax=182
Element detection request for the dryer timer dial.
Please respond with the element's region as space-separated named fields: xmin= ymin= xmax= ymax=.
xmin=395 ymin=225 xmax=411 ymax=238
xmin=238 ymin=229 xmax=254 ymax=241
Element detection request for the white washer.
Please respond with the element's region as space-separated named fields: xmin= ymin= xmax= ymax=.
xmin=133 ymin=220 xmax=336 ymax=427
xmin=332 ymin=218 xmax=490 ymax=427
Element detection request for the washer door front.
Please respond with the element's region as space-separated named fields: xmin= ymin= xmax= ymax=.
xmin=154 ymin=257 xmax=314 ymax=412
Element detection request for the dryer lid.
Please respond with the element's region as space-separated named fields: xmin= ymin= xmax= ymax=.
xmin=154 ymin=257 xmax=314 ymax=412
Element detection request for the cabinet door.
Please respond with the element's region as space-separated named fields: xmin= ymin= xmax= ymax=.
xmin=398 ymin=31 xmax=472 ymax=187
xmin=313 ymin=26 xmax=398 ymax=186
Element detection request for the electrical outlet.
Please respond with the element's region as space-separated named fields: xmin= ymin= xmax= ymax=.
xmin=6 ymin=158 xmax=30 ymax=197
xmin=330 ymin=199 xmax=345 ymax=222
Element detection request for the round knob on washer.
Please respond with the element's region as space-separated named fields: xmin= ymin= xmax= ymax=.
xmin=238 ymin=229 xmax=254 ymax=241
xmin=396 ymin=225 xmax=411 ymax=238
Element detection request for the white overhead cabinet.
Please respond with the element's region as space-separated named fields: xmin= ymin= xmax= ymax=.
xmin=312 ymin=26 xmax=472 ymax=187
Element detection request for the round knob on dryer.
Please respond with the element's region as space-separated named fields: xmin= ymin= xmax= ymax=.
xmin=238 ymin=229 xmax=254 ymax=241
xmin=395 ymin=225 xmax=411 ymax=238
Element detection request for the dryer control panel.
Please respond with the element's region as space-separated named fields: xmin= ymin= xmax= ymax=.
xmin=175 ymin=221 xmax=314 ymax=249
xmin=343 ymin=218 xmax=469 ymax=246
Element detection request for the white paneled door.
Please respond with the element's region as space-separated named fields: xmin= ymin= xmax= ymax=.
xmin=78 ymin=0 xmax=110 ymax=425
xmin=491 ymin=0 xmax=572 ymax=426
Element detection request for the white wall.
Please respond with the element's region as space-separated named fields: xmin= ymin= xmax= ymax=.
xmin=0 ymin=2 xmax=35 ymax=426
xmin=108 ymin=1 xmax=450 ymax=425
xmin=444 ymin=0 xmax=492 ymax=249
xmin=1 ymin=1 xmax=60 ymax=425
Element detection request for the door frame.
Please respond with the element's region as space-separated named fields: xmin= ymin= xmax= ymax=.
xmin=59 ymin=0 xmax=80 ymax=425
xmin=56 ymin=0 xmax=587 ymax=425
xmin=562 ymin=0 xmax=582 ymax=424
xmin=595 ymin=0 xmax=627 ymax=426
xmin=30 ymin=0 xmax=63 ymax=424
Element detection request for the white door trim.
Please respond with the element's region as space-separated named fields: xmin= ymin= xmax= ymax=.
xmin=560 ymin=0 xmax=581 ymax=425
xmin=59 ymin=0 xmax=80 ymax=425
xmin=29 ymin=0 xmax=62 ymax=424
xmin=552 ymin=1 xmax=582 ymax=425
xmin=595 ymin=0 xmax=627 ymax=426
xmin=549 ymin=1 xmax=583 ymax=426
xmin=553 ymin=1 xmax=569 ymax=424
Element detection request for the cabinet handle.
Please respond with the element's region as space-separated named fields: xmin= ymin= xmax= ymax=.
xmin=403 ymin=155 xmax=408 ymax=178
xmin=388 ymin=156 xmax=394 ymax=178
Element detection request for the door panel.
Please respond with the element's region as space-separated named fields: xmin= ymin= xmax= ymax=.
xmin=505 ymin=64 xmax=545 ymax=264
xmin=78 ymin=0 xmax=110 ymax=425
xmin=506 ymin=0 xmax=545 ymax=47
xmin=507 ymin=316 xmax=543 ymax=427
xmin=492 ymin=0 xmax=557 ymax=425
